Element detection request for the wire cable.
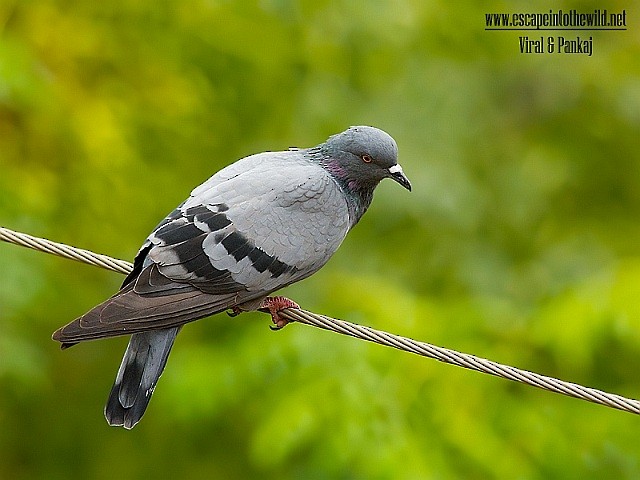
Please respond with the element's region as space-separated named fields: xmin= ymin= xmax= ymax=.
xmin=2 ymin=225 xmax=639 ymax=415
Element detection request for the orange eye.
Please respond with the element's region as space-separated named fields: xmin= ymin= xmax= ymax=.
xmin=362 ymin=154 xmax=372 ymax=163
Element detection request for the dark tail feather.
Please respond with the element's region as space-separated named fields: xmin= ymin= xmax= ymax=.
xmin=104 ymin=327 xmax=180 ymax=429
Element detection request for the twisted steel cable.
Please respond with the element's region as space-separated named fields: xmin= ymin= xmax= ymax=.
xmin=2 ymin=225 xmax=639 ymax=415
xmin=0 ymin=226 xmax=133 ymax=274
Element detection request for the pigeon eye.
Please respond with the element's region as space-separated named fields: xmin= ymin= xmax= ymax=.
xmin=361 ymin=154 xmax=372 ymax=163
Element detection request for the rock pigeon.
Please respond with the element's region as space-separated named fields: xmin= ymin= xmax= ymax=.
xmin=52 ymin=126 xmax=411 ymax=429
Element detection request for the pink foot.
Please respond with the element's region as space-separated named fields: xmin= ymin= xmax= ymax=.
xmin=258 ymin=296 xmax=299 ymax=330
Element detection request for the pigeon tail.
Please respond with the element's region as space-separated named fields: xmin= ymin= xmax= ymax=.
xmin=104 ymin=327 xmax=180 ymax=429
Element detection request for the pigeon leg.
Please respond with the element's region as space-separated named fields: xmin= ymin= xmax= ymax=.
xmin=258 ymin=296 xmax=300 ymax=330
xmin=226 ymin=306 xmax=243 ymax=317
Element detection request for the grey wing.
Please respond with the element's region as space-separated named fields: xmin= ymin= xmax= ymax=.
xmin=53 ymin=152 xmax=350 ymax=344
xmin=151 ymin=152 xmax=351 ymax=293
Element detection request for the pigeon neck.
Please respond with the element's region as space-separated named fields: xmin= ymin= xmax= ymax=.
xmin=307 ymin=146 xmax=376 ymax=227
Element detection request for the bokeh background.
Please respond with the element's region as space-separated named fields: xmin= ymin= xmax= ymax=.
xmin=1 ymin=0 xmax=640 ymax=478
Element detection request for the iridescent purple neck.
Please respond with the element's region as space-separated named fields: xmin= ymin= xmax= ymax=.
xmin=306 ymin=146 xmax=375 ymax=226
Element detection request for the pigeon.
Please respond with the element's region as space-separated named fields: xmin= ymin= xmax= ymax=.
xmin=53 ymin=126 xmax=411 ymax=429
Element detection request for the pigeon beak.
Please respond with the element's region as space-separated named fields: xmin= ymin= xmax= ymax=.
xmin=388 ymin=164 xmax=412 ymax=191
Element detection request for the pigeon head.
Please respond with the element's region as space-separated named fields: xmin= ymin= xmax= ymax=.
xmin=313 ymin=126 xmax=411 ymax=225
xmin=321 ymin=126 xmax=411 ymax=193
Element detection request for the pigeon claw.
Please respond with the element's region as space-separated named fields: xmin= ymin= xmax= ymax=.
xmin=227 ymin=306 xmax=243 ymax=317
xmin=258 ymin=296 xmax=299 ymax=330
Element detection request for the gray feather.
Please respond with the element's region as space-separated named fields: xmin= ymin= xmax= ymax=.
xmin=104 ymin=327 xmax=179 ymax=429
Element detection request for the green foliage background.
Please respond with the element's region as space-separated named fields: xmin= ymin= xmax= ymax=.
xmin=1 ymin=0 xmax=639 ymax=478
